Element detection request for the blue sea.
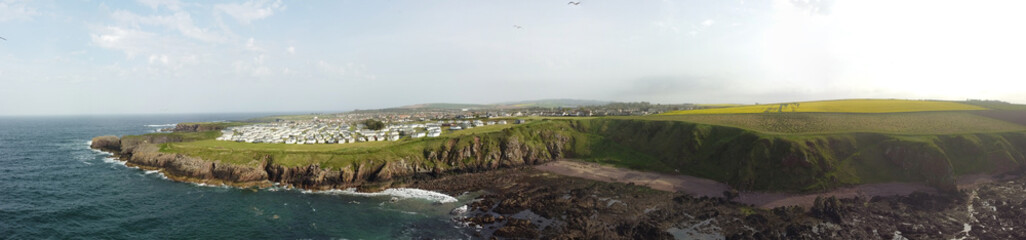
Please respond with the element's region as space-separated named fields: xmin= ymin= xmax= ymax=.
xmin=0 ymin=114 xmax=472 ymax=239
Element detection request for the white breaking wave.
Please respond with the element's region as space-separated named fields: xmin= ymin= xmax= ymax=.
xmin=102 ymin=157 xmax=126 ymax=166
xmin=191 ymin=182 xmax=230 ymax=189
xmin=303 ymin=188 xmax=458 ymax=203
xmin=87 ymin=141 xmax=113 ymax=156
xmin=145 ymin=124 xmax=177 ymax=127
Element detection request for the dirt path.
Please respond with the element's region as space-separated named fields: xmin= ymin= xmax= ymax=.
xmin=535 ymin=160 xmax=956 ymax=209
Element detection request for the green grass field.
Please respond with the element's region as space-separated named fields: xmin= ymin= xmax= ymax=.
xmin=160 ymin=121 xmax=530 ymax=169
xmin=664 ymin=99 xmax=986 ymax=115
xmin=637 ymin=112 xmax=1026 ymax=134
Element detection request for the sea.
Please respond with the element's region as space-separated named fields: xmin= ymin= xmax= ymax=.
xmin=0 ymin=114 xmax=473 ymax=239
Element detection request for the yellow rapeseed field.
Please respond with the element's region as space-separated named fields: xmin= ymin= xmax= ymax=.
xmin=663 ymin=99 xmax=987 ymax=115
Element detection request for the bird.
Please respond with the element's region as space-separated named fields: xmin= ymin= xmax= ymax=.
xmin=0 ymin=37 xmax=6 ymax=41
xmin=513 ymin=25 xmax=523 ymax=29
xmin=568 ymin=1 xmax=581 ymax=5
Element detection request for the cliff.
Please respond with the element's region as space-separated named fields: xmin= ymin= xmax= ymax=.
xmin=575 ymin=119 xmax=1026 ymax=192
xmin=92 ymin=118 xmax=1026 ymax=193
xmin=172 ymin=122 xmax=237 ymax=132
xmin=91 ymin=122 xmax=575 ymax=190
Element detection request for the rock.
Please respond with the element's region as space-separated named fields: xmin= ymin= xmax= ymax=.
xmin=90 ymin=136 xmax=121 ymax=152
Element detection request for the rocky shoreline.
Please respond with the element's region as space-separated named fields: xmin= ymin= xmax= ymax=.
xmin=413 ymin=167 xmax=1026 ymax=239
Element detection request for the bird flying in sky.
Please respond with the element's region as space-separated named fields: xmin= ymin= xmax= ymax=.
xmin=0 ymin=37 xmax=6 ymax=41
xmin=513 ymin=25 xmax=523 ymax=29
xmin=568 ymin=1 xmax=581 ymax=5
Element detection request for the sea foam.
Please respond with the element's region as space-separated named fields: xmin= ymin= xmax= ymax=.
xmin=145 ymin=124 xmax=177 ymax=127
xmin=303 ymin=188 xmax=458 ymax=203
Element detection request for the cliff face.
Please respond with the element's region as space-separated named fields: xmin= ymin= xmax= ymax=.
xmin=91 ymin=127 xmax=573 ymax=190
xmin=172 ymin=123 xmax=229 ymax=132
xmin=577 ymin=119 xmax=1026 ymax=192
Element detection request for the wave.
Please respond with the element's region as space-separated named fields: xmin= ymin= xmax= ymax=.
xmin=102 ymin=157 xmax=126 ymax=167
xmin=86 ymin=141 xmax=113 ymax=156
xmin=145 ymin=124 xmax=177 ymax=127
xmin=191 ymin=182 xmax=230 ymax=189
xmin=302 ymin=188 xmax=458 ymax=203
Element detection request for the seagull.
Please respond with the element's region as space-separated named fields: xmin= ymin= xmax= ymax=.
xmin=568 ymin=1 xmax=581 ymax=5
xmin=513 ymin=25 xmax=523 ymax=29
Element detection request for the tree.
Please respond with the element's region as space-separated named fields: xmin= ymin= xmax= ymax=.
xmin=363 ymin=119 xmax=385 ymax=130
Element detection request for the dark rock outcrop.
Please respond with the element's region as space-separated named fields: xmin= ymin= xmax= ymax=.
xmin=90 ymin=136 xmax=121 ymax=152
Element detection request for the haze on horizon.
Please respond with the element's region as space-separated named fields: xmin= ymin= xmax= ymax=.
xmin=1 ymin=0 xmax=1024 ymax=116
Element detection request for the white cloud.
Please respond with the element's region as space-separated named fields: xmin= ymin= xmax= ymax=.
xmin=111 ymin=10 xmax=224 ymax=43
xmin=245 ymin=37 xmax=262 ymax=52
xmin=148 ymin=54 xmax=169 ymax=65
xmin=0 ymin=0 xmax=39 ymax=22
xmin=91 ymin=26 xmax=158 ymax=58
xmin=287 ymin=46 xmax=295 ymax=54
xmin=701 ymin=19 xmax=715 ymax=27
xmin=136 ymin=0 xmax=182 ymax=11
xmin=215 ymin=0 xmax=285 ymax=24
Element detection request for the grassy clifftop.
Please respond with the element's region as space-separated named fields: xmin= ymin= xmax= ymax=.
xmin=114 ymin=99 xmax=1026 ymax=193
xmin=574 ymin=119 xmax=1026 ymax=192
xmin=144 ymin=118 xmax=1026 ymax=193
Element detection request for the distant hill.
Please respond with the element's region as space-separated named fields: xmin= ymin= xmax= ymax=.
xmin=396 ymin=99 xmax=610 ymax=110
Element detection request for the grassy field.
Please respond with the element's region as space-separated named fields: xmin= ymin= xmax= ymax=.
xmin=160 ymin=121 xmax=532 ymax=169
xmin=663 ymin=99 xmax=986 ymax=115
xmin=636 ymin=112 xmax=1026 ymax=134
xmin=447 ymin=124 xmax=517 ymax=136
xmin=162 ymin=137 xmax=431 ymax=169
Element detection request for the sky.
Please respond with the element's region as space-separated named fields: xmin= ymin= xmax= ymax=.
xmin=1 ymin=0 xmax=1025 ymax=115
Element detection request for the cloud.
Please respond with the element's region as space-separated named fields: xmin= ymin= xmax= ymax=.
xmin=111 ymin=9 xmax=224 ymax=43
xmin=0 ymin=0 xmax=39 ymax=22
xmin=701 ymin=19 xmax=715 ymax=27
xmin=215 ymin=0 xmax=285 ymax=24
xmin=91 ymin=26 xmax=158 ymax=58
xmin=245 ymin=37 xmax=262 ymax=52
xmin=287 ymin=46 xmax=295 ymax=54
xmin=789 ymin=0 xmax=836 ymax=15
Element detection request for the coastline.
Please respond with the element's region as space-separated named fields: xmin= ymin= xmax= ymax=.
xmin=91 ymin=136 xmax=1026 ymax=239
xmin=91 ymin=141 xmax=463 ymax=204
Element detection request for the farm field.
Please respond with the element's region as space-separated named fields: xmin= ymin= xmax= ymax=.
xmin=665 ymin=99 xmax=986 ymax=115
xmin=637 ymin=112 xmax=1026 ymax=134
xmin=973 ymin=110 xmax=1026 ymax=126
